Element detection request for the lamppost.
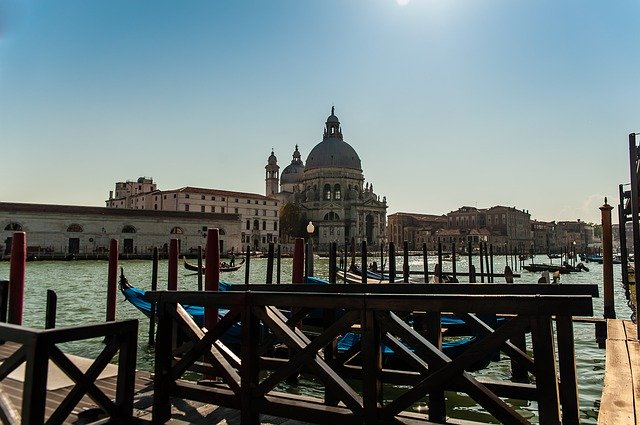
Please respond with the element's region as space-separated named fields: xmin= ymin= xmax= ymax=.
xmin=306 ymin=221 xmax=315 ymax=278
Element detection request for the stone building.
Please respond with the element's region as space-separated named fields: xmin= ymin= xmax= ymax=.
xmin=107 ymin=182 xmax=279 ymax=252
xmin=267 ymin=108 xmax=388 ymax=250
xmin=387 ymin=212 xmax=447 ymax=250
xmin=0 ymin=202 xmax=241 ymax=258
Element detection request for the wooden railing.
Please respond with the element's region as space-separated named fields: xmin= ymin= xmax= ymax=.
xmin=149 ymin=286 xmax=594 ymax=424
xmin=0 ymin=319 xmax=138 ymax=425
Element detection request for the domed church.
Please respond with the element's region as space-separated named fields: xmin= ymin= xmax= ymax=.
xmin=265 ymin=108 xmax=388 ymax=250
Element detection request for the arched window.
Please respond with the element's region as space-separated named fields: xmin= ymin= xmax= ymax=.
xmin=253 ymin=220 xmax=259 ymax=230
xmin=218 ymin=228 xmax=226 ymax=235
xmin=324 ymin=212 xmax=340 ymax=221
xmin=169 ymin=227 xmax=183 ymax=234
xmin=333 ymin=184 xmax=341 ymax=200
xmin=4 ymin=222 xmax=22 ymax=231
xmin=66 ymin=223 xmax=83 ymax=232
xmin=122 ymin=225 xmax=137 ymax=233
xmin=323 ymin=184 xmax=331 ymax=200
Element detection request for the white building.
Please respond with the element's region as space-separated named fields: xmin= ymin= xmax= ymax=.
xmin=107 ymin=182 xmax=279 ymax=252
xmin=1 ymin=202 xmax=241 ymax=258
xmin=267 ymin=108 xmax=388 ymax=250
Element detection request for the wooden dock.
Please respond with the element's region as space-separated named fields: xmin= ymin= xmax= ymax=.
xmin=598 ymin=319 xmax=640 ymax=424
xmin=0 ymin=341 xmax=314 ymax=424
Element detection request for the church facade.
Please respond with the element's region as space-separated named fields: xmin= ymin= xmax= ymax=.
xmin=266 ymin=108 xmax=388 ymax=250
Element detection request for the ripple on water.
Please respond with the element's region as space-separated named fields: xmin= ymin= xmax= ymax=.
xmin=0 ymin=257 xmax=632 ymax=424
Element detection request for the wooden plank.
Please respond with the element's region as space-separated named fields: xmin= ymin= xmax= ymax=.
xmin=607 ymin=319 xmax=628 ymax=340
xmin=598 ymin=338 xmax=634 ymax=424
xmin=624 ymin=320 xmax=639 ymax=341
xmin=628 ymin=339 xmax=640 ymax=423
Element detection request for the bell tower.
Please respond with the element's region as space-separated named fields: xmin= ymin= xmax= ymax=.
xmin=265 ymin=149 xmax=280 ymax=196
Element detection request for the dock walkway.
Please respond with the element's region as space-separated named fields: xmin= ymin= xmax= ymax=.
xmin=598 ymin=319 xmax=640 ymax=424
xmin=0 ymin=341 xmax=312 ymax=424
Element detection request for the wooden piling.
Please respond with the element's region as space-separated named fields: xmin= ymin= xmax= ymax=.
xmin=0 ymin=280 xmax=8 ymax=323
xmin=469 ymin=264 xmax=477 ymax=283
xmin=292 ymin=238 xmax=304 ymax=284
xmin=197 ymin=246 xmax=203 ymax=291
xmin=468 ymin=240 xmax=473 ymax=281
xmin=489 ymin=244 xmax=494 ymax=283
xmin=245 ymin=246 xmax=251 ymax=286
xmin=389 ymin=242 xmax=396 ymax=283
xmin=106 ymin=238 xmax=118 ymax=323
xmin=329 ymin=242 xmax=337 ymax=284
xmin=361 ymin=241 xmax=368 ymax=285
xmin=437 ymin=241 xmax=443 ymax=282
xmin=343 ymin=241 xmax=348 ymax=284
xmin=45 ymin=290 xmax=57 ymax=329
xmin=601 ymin=199 xmax=616 ymax=319
xmin=485 ymin=242 xmax=491 ymax=283
xmin=168 ymin=239 xmax=179 ymax=291
xmin=479 ymin=242 xmax=485 ymax=283
xmin=422 ymin=243 xmax=429 ymax=283
xmin=204 ymin=229 xmax=221 ymax=332
xmin=266 ymin=242 xmax=274 ymax=284
xmin=452 ymin=242 xmax=457 ymax=282
xmin=403 ymin=241 xmax=409 ymax=283
xmin=149 ymin=247 xmax=158 ymax=345
xmin=8 ymin=232 xmax=26 ymax=325
xmin=276 ymin=244 xmax=281 ymax=284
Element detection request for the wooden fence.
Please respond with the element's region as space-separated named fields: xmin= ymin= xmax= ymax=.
xmin=0 ymin=319 xmax=138 ymax=424
xmin=149 ymin=286 xmax=594 ymax=424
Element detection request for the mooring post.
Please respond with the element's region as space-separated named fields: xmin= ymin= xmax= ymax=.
xmin=601 ymin=198 xmax=616 ymax=319
xmin=8 ymin=232 xmax=26 ymax=325
xmin=403 ymin=241 xmax=409 ymax=283
xmin=266 ymin=242 xmax=274 ymax=284
xmin=245 ymin=245 xmax=251 ymax=286
xmin=0 ymin=280 xmax=8 ymax=323
xmin=106 ymin=238 xmax=118 ymax=322
xmin=468 ymin=240 xmax=473 ymax=281
xmin=484 ymin=242 xmax=491 ymax=283
xmin=343 ymin=240 xmax=348 ymax=284
xmin=389 ymin=242 xmax=396 ymax=283
xmin=451 ymin=242 xmax=457 ymax=282
xmin=276 ymin=244 xmax=281 ymax=284
xmin=205 ymin=229 xmax=220 ymax=332
xmin=293 ymin=238 xmax=304 ymax=284
xmin=479 ymin=242 xmax=485 ymax=283
xmin=329 ymin=242 xmax=337 ymax=284
xmin=45 ymin=289 xmax=57 ymax=329
xmin=437 ymin=240 xmax=443 ymax=282
xmin=168 ymin=239 xmax=179 ymax=291
xmin=149 ymin=247 xmax=158 ymax=345
xmin=197 ymin=245 xmax=203 ymax=291
xmin=469 ymin=264 xmax=477 ymax=283
xmin=422 ymin=242 xmax=429 ymax=283
xmin=361 ymin=241 xmax=368 ymax=285
xmin=489 ymin=244 xmax=494 ymax=283
xmin=380 ymin=242 xmax=384 ymax=276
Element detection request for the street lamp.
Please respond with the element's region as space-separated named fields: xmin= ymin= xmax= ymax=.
xmin=306 ymin=221 xmax=315 ymax=278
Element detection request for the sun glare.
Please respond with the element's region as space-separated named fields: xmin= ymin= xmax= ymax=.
xmin=396 ymin=0 xmax=411 ymax=6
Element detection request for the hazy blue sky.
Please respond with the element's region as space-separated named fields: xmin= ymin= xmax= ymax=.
xmin=1 ymin=0 xmax=639 ymax=224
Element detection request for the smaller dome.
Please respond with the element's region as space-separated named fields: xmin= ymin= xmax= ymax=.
xmin=326 ymin=114 xmax=339 ymax=123
xmin=281 ymin=145 xmax=305 ymax=184
xmin=267 ymin=149 xmax=277 ymax=165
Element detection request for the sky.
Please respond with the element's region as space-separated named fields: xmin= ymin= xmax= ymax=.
xmin=1 ymin=0 xmax=639 ymax=224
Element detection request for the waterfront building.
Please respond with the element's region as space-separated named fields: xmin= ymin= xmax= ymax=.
xmin=387 ymin=212 xmax=447 ymax=250
xmin=0 ymin=202 xmax=241 ymax=258
xmin=267 ymin=108 xmax=388 ymax=250
xmin=556 ymin=220 xmax=597 ymax=253
xmin=531 ymin=220 xmax=558 ymax=254
xmin=107 ymin=182 xmax=279 ymax=252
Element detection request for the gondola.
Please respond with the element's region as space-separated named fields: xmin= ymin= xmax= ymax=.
xmin=183 ymin=256 xmax=245 ymax=273
xmin=119 ymin=268 xmax=329 ymax=328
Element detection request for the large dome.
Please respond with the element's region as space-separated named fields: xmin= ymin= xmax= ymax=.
xmin=305 ymin=109 xmax=362 ymax=171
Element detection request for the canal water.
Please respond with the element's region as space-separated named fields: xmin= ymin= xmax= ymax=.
xmin=0 ymin=255 xmax=632 ymax=423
